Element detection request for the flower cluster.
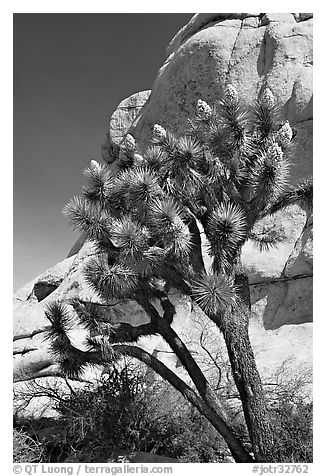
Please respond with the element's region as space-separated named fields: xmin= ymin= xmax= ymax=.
xmin=133 ymin=153 xmax=144 ymax=166
xmin=266 ymin=142 xmax=284 ymax=165
xmin=124 ymin=134 xmax=136 ymax=151
xmin=90 ymin=160 xmax=101 ymax=172
xmin=153 ymin=124 xmax=167 ymax=141
xmin=224 ymin=84 xmax=238 ymax=106
xmin=261 ymin=88 xmax=275 ymax=109
xmin=196 ymin=99 xmax=212 ymax=120
xmin=275 ymin=121 xmax=293 ymax=148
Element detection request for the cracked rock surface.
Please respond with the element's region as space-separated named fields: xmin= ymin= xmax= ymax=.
xmin=126 ymin=13 xmax=312 ymax=187
xmin=101 ymin=90 xmax=151 ymax=163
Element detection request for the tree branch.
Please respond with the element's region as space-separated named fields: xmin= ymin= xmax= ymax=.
xmin=148 ymin=289 xmax=176 ymax=325
xmin=134 ymin=295 xmax=231 ymax=425
xmin=199 ymin=329 xmax=222 ymax=388
xmin=109 ymin=321 xmax=158 ymax=343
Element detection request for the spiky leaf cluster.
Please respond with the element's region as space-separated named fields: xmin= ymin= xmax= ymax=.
xmin=63 ymin=196 xmax=111 ymax=241
xmin=44 ymin=302 xmax=105 ymax=379
xmin=143 ymin=145 xmax=167 ymax=172
xmin=249 ymin=222 xmax=282 ymax=252
xmin=69 ymin=298 xmax=111 ymax=335
xmin=192 ymin=274 xmax=240 ymax=316
xmin=84 ymin=257 xmax=139 ymax=301
xmin=83 ymin=161 xmax=114 ymax=205
xmin=250 ymin=142 xmax=291 ymax=211
xmin=110 ymin=217 xmax=149 ymax=259
xmin=149 ymin=197 xmax=192 ymax=258
xmin=268 ymin=177 xmax=313 ymax=217
xmin=147 ymin=130 xmax=206 ymax=204
xmin=207 ymin=201 xmax=247 ymax=273
xmin=112 ymin=166 xmax=162 ymax=220
xmin=252 ymin=88 xmax=280 ymax=142
xmin=44 ymin=302 xmax=73 ymax=341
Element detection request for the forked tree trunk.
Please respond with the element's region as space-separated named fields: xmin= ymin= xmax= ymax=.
xmin=137 ymin=296 xmax=230 ymax=422
xmin=157 ymin=319 xmax=230 ymax=421
xmin=113 ymin=344 xmax=254 ymax=463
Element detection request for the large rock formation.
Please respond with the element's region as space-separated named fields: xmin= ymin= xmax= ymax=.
xmin=128 ymin=13 xmax=312 ymax=186
xmin=101 ymin=90 xmax=151 ymax=163
xmin=13 ymin=13 xmax=313 ymax=416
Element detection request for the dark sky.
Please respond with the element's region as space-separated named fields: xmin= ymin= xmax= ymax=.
xmin=13 ymin=13 xmax=193 ymax=290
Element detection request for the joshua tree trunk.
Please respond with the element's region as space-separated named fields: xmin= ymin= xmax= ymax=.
xmin=210 ymin=271 xmax=274 ymax=462
xmin=217 ymin=309 xmax=274 ymax=462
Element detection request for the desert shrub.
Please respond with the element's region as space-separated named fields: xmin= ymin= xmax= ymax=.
xmin=52 ymin=361 xmax=231 ymax=462
xmin=13 ymin=416 xmax=72 ymax=463
xmin=13 ymin=361 xmax=313 ymax=463
xmin=268 ymin=399 xmax=313 ymax=462
xmin=13 ymin=427 xmax=45 ymax=463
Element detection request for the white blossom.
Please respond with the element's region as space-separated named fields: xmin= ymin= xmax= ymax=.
xmin=266 ymin=142 xmax=283 ymax=165
xmin=90 ymin=160 xmax=101 ymax=172
xmin=275 ymin=121 xmax=293 ymax=147
xmin=124 ymin=134 xmax=136 ymax=151
xmin=153 ymin=124 xmax=167 ymax=141
xmin=133 ymin=153 xmax=144 ymax=166
xmin=196 ymin=99 xmax=212 ymax=120
xmin=261 ymin=88 xmax=275 ymax=109
xmin=224 ymin=84 xmax=238 ymax=106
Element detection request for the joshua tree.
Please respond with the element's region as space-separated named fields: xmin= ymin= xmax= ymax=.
xmin=45 ymin=85 xmax=312 ymax=463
